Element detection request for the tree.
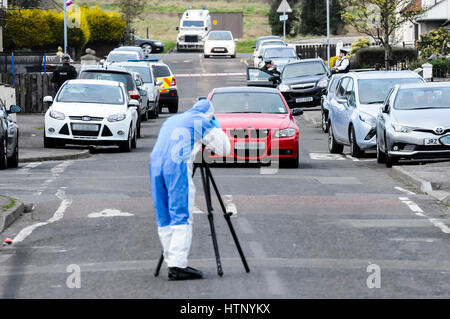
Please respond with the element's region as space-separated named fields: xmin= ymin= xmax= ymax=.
xmin=8 ymin=0 xmax=41 ymax=7
xmin=113 ymin=0 xmax=146 ymax=44
xmin=340 ymin=0 xmax=425 ymax=68
xmin=299 ymin=0 xmax=345 ymax=36
xmin=268 ymin=0 xmax=300 ymax=36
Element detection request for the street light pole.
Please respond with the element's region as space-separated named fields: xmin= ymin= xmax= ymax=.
xmin=64 ymin=0 xmax=68 ymax=54
xmin=283 ymin=6 xmax=286 ymax=42
xmin=326 ymin=0 xmax=330 ymax=67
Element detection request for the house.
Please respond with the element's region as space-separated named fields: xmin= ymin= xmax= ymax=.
xmin=0 ymin=0 xmax=7 ymax=52
xmin=399 ymin=0 xmax=450 ymax=46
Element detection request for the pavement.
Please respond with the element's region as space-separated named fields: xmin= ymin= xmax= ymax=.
xmin=0 ymin=195 xmax=24 ymax=234
xmin=301 ymin=108 xmax=450 ymax=206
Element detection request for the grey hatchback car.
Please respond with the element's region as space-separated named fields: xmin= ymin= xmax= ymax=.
xmin=376 ymin=82 xmax=450 ymax=167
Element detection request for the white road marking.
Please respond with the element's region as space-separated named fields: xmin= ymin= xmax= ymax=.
xmin=34 ymin=161 xmax=72 ymax=196
xmin=236 ymin=217 xmax=255 ymax=234
xmin=174 ymin=72 xmax=246 ymax=77
xmin=13 ymin=189 xmax=72 ymax=244
xmin=88 ymin=209 xmax=134 ymax=218
xmin=395 ymin=187 xmax=416 ymax=195
xmin=223 ymin=195 xmax=238 ymax=216
xmin=398 ymin=197 xmax=450 ymax=234
xmin=193 ymin=206 xmax=205 ymax=214
xmin=18 ymin=162 xmax=42 ymax=174
xmin=309 ymin=153 xmax=346 ymax=161
xmin=389 ymin=238 xmax=437 ymax=243
xmin=346 ymin=154 xmax=359 ymax=162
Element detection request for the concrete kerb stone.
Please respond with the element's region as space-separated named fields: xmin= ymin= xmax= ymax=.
xmin=392 ymin=166 xmax=450 ymax=205
xmin=19 ymin=149 xmax=91 ymax=163
xmin=0 ymin=196 xmax=24 ymax=234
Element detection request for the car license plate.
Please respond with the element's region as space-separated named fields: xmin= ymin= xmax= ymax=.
xmin=72 ymin=124 xmax=99 ymax=131
xmin=424 ymin=138 xmax=441 ymax=146
xmin=296 ymin=97 xmax=313 ymax=103
xmin=235 ymin=142 xmax=265 ymax=150
xmin=215 ymin=48 xmax=225 ymax=52
xmin=440 ymin=134 xmax=450 ymax=146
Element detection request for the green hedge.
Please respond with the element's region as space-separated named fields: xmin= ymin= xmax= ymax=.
xmin=83 ymin=5 xmax=126 ymax=46
xmin=408 ymin=59 xmax=450 ymax=78
xmin=351 ymin=46 xmax=418 ymax=69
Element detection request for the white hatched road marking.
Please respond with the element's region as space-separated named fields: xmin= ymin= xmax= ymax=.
xmin=33 ymin=161 xmax=72 ymax=196
xmin=88 ymin=209 xmax=134 ymax=218
xmin=394 ymin=187 xmax=416 ymax=195
xmin=174 ymin=72 xmax=246 ymax=77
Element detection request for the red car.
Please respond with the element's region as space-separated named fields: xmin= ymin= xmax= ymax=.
xmin=207 ymin=87 xmax=303 ymax=167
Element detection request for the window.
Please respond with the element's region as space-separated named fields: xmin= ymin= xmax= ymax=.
xmin=394 ymin=87 xmax=450 ymax=110
xmin=208 ymin=32 xmax=232 ymax=41
xmin=56 ymin=84 xmax=124 ymax=105
xmin=358 ymin=77 xmax=423 ymax=104
xmin=336 ymin=78 xmax=350 ymax=98
xmin=183 ymin=20 xmax=204 ymax=27
xmin=152 ymin=65 xmax=171 ymax=78
xmin=122 ymin=66 xmax=152 ymax=83
xmin=211 ymin=92 xmax=288 ymax=114
xmin=282 ymin=62 xmax=326 ymax=79
xmin=80 ymin=71 xmax=134 ymax=91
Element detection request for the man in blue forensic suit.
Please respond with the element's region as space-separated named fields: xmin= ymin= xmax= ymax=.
xmin=150 ymin=99 xmax=231 ymax=280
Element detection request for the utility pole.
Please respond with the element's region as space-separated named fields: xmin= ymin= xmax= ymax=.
xmin=277 ymin=0 xmax=292 ymax=41
xmin=326 ymin=0 xmax=330 ymax=67
xmin=64 ymin=0 xmax=68 ymax=54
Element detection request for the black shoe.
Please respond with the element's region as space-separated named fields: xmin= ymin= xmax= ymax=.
xmin=168 ymin=267 xmax=203 ymax=281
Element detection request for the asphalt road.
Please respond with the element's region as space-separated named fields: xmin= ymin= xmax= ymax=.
xmin=0 ymin=53 xmax=449 ymax=299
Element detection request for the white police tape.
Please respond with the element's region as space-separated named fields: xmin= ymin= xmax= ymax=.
xmin=174 ymin=73 xmax=246 ymax=77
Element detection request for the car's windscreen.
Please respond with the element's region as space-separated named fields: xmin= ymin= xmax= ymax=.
xmin=282 ymin=62 xmax=326 ymax=79
xmin=152 ymin=65 xmax=171 ymax=77
xmin=211 ymin=92 xmax=287 ymax=114
xmin=182 ymin=20 xmax=204 ymax=27
xmin=56 ymin=84 xmax=124 ymax=105
xmin=257 ymin=37 xmax=280 ymax=48
xmin=80 ymin=71 xmax=134 ymax=90
xmin=358 ymin=78 xmax=423 ymax=104
xmin=122 ymin=66 xmax=152 ymax=83
xmin=208 ymin=32 xmax=232 ymax=41
xmin=107 ymin=52 xmax=138 ymax=62
xmin=260 ymin=41 xmax=285 ymax=48
xmin=264 ymin=48 xmax=296 ymax=59
xmin=395 ymin=87 xmax=450 ymax=110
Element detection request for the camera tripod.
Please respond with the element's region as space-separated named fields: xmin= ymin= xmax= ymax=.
xmin=154 ymin=161 xmax=250 ymax=277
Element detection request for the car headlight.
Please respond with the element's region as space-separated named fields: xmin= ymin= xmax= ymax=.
xmin=359 ymin=113 xmax=376 ymax=126
xmin=49 ymin=110 xmax=65 ymax=120
xmin=154 ymin=41 xmax=163 ymax=46
xmin=317 ymin=79 xmax=328 ymax=88
xmin=178 ymin=35 xmax=184 ymax=41
xmin=274 ymin=128 xmax=296 ymax=138
xmin=108 ymin=113 xmax=127 ymax=122
xmin=279 ymin=84 xmax=291 ymax=92
xmin=392 ymin=123 xmax=415 ymax=133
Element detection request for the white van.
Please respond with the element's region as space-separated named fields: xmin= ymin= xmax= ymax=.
xmin=176 ymin=9 xmax=212 ymax=51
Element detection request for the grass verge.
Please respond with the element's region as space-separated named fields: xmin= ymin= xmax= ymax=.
xmin=1 ymin=195 xmax=16 ymax=213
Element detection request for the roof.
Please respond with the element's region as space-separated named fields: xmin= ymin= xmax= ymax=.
xmin=288 ymin=58 xmax=324 ymax=63
xmin=348 ymin=70 xmax=422 ymax=80
xmin=213 ymin=86 xmax=280 ymax=94
xmin=108 ymin=50 xmax=140 ymax=55
xmin=66 ymin=79 xmax=122 ymax=87
xmin=79 ymin=65 xmax=134 ymax=75
xmin=114 ymin=46 xmax=144 ymax=52
xmin=257 ymin=36 xmax=281 ymax=40
xmin=110 ymin=61 xmax=152 ymax=68
xmin=398 ymin=82 xmax=450 ymax=89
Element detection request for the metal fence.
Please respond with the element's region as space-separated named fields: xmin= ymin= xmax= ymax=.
xmin=0 ymin=73 xmax=56 ymax=113
xmin=0 ymin=51 xmax=61 ymax=74
xmin=294 ymin=44 xmax=337 ymax=60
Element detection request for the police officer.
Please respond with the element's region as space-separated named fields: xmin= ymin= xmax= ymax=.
xmin=332 ymin=49 xmax=350 ymax=74
xmin=150 ymin=99 xmax=231 ymax=281
xmin=261 ymin=59 xmax=281 ymax=77
xmin=51 ymin=55 xmax=78 ymax=91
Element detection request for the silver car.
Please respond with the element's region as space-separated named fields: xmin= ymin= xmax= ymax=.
xmin=327 ymin=71 xmax=424 ymax=157
xmin=376 ymin=82 xmax=450 ymax=167
xmin=0 ymin=102 xmax=21 ymax=168
xmin=320 ymin=73 xmax=344 ymax=132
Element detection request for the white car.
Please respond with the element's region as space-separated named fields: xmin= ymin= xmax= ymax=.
xmin=253 ymin=39 xmax=286 ymax=67
xmin=43 ymin=79 xmax=139 ymax=152
xmin=204 ymin=30 xmax=237 ymax=58
xmin=105 ymin=50 xmax=140 ymax=65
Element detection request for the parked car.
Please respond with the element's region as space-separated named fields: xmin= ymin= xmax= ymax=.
xmin=0 ymin=102 xmax=21 ymax=169
xmin=207 ymin=86 xmax=303 ymax=167
xmin=203 ymin=30 xmax=237 ymax=58
xmin=256 ymin=45 xmax=300 ymax=71
xmin=113 ymin=46 xmax=145 ymax=59
xmin=327 ymin=71 xmax=424 ymax=157
xmin=79 ymin=65 xmax=147 ymax=137
xmin=131 ymin=33 xmax=165 ymax=55
xmin=253 ymin=39 xmax=286 ymax=67
xmin=376 ymin=82 xmax=450 ymax=167
xmin=43 ymin=80 xmax=139 ymax=152
xmin=105 ymin=50 xmax=140 ymax=65
xmin=252 ymin=36 xmax=282 ymax=54
xmin=150 ymin=61 xmax=178 ymax=113
xmin=112 ymin=61 xmax=163 ymax=120
xmin=320 ymin=73 xmax=344 ymax=132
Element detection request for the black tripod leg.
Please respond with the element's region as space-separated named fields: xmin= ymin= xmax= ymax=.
xmin=154 ymin=251 xmax=164 ymax=277
xmin=206 ymin=167 xmax=250 ymax=273
xmin=200 ymin=166 xmax=224 ymax=277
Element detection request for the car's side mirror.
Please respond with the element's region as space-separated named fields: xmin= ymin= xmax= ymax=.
xmin=298 ymin=53 xmax=303 ymax=59
xmin=135 ymin=80 xmax=142 ymax=87
xmin=205 ymin=27 xmax=208 ymax=31
xmin=291 ymin=108 xmax=303 ymax=116
xmin=100 ymin=59 xmax=105 ymax=65
xmin=258 ymin=55 xmax=262 ymax=59
xmin=382 ymin=104 xmax=389 ymax=113
xmin=252 ymin=46 xmax=256 ymax=49
xmin=139 ymin=89 xmax=147 ymax=96
xmin=336 ymin=97 xmax=348 ymax=104
xmin=176 ymin=27 xmax=179 ymax=31
xmin=155 ymin=80 xmax=163 ymax=86
xmin=43 ymin=96 xmax=53 ymax=103
xmin=128 ymin=99 xmax=140 ymax=108
xmin=7 ymin=105 xmax=22 ymax=114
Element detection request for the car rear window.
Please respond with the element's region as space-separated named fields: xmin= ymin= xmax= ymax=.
xmin=107 ymin=52 xmax=139 ymax=62
xmin=80 ymin=71 xmax=134 ymax=91
xmin=122 ymin=66 xmax=152 ymax=83
xmin=57 ymin=84 xmax=124 ymax=105
xmin=211 ymin=92 xmax=287 ymax=114
xmin=152 ymin=65 xmax=171 ymax=77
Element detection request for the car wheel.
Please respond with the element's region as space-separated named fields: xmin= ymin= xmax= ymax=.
xmin=204 ymin=54 xmax=209 ymax=58
xmin=141 ymin=43 xmax=152 ymax=56
xmin=131 ymin=129 xmax=137 ymax=149
xmin=149 ymin=103 xmax=158 ymax=119
xmin=119 ymin=127 xmax=133 ymax=152
xmin=385 ymin=140 xmax=397 ymax=168
xmin=0 ymin=138 xmax=7 ymax=169
xmin=137 ymin=117 xmax=141 ymax=138
xmin=230 ymin=54 xmax=236 ymax=58
xmin=142 ymin=107 xmax=149 ymax=121
xmin=376 ymin=133 xmax=386 ymax=164
xmin=7 ymin=139 xmax=19 ymax=168
xmin=328 ymin=123 xmax=343 ymax=154
xmin=349 ymin=126 xmax=363 ymax=158
xmin=168 ymin=102 xmax=178 ymax=114
xmin=321 ymin=109 xmax=328 ymax=133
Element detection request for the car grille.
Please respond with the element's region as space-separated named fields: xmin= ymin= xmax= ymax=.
xmin=69 ymin=116 xmax=104 ymax=121
xmin=185 ymin=35 xmax=198 ymax=43
xmin=413 ymin=128 xmax=450 ymax=135
xmin=212 ymin=47 xmax=228 ymax=53
xmin=71 ymin=124 xmax=100 ymax=137
xmin=228 ymin=128 xmax=270 ymax=139
xmin=291 ymin=83 xmax=315 ymax=90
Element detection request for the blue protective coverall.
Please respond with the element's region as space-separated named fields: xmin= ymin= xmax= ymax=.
xmin=150 ymin=100 xmax=231 ymax=268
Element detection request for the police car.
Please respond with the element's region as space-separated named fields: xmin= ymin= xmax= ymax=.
xmin=150 ymin=60 xmax=179 ymax=113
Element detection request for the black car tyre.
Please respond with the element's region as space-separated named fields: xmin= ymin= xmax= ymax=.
xmin=376 ymin=133 xmax=386 ymax=164
xmin=149 ymin=103 xmax=158 ymax=119
xmin=137 ymin=117 xmax=141 ymax=138
xmin=349 ymin=126 xmax=363 ymax=158
xmin=44 ymin=135 xmax=58 ymax=148
xmin=169 ymin=102 xmax=178 ymax=114
xmin=321 ymin=109 xmax=328 ymax=133
xmin=7 ymin=139 xmax=19 ymax=168
xmin=328 ymin=123 xmax=344 ymax=154
xmin=0 ymin=138 xmax=7 ymax=169
xmin=119 ymin=126 xmax=133 ymax=152
xmin=142 ymin=107 xmax=149 ymax=121
xmin=131 ymin=129 xmax=137 ymax=149
xmin=141 ymin=43 xmax=152 ymax=56
xmin=385 ymin=140 xmax=397 ymax=168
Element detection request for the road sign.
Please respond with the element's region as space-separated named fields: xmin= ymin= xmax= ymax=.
xmin=277 ymin=0 xmax=293 ymax=13
xmin=279 ymin=14 xmax=288 ymax=22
